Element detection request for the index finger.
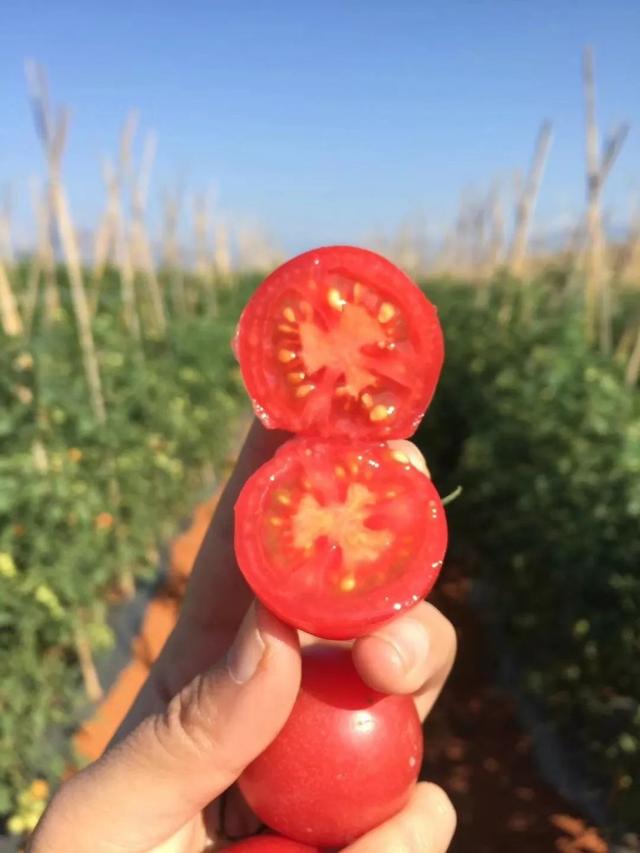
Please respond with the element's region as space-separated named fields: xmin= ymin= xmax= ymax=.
xmin=111 ymin=419 xmax=288 ymax=743
xmin=179 ymin=418 xmax=290 ymax=634
xmin=344 ymin=782 xmax=456 ymax=852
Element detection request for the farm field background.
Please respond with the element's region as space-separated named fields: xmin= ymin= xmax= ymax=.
xmin=2 ymin=9 xmax=640 ymax=851
xmin=3 ymin=267 xmax=640 ymax=849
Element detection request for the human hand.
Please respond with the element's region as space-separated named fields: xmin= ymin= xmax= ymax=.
xmin=29 ymin=420 xmax=457 ymax=852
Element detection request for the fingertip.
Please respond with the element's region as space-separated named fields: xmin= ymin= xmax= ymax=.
xmin=353 ymin=618 xmax=431 ymax=696
xmin=255 ymin=602 xmax=301 ymax=666
xmin=352 ymin=634 xmax=407 ymax=693
xmin=419 ymin=782 xmax=457 ymax=834
xmin=386 ymin=439 xmax=431 ymax=477
xmin=345 ymin=782 xmax=457 ymax=852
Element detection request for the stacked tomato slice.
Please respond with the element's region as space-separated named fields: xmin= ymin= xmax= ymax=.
xmin=232 ymin=245 xmax=448 ymax=847
xmin=235 ymin=245 xmax=443 ymax=440
xmin=235 ymin=245 xmax=447 ymax=638
xmin=235 ymin=438 xmax=447 ymax=639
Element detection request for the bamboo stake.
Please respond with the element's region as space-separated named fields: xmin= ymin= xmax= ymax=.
xmin=508 ymin=121 xmax=553 ymax=278
xmin=614 ymin=324 xmax=636 ymax=364
xmin=0 ymin=262 xmax=23 ymax=336
xmin=26 ymin=61 xmax=106 ymax=422
xmin=193 ymin=191 xmax=217 ymax=313
xmin=93 ymin=111 xmax=137 ymax=283
xmin=24 ymin=181 xmax=45 ymax=332
xmin=434 ymin=231 xmax=452 ymax=276
xmin=193 ymin=193 xmax=209 ymax=279
xmin=454 ymin=189 xmax=474 ymax=278
xmin=617 ymin=202 xmax=640 ymax=284
xmin=625 ymin=324 xmax=640 ymax=387
xmin=103 ymin=157 xmax=141 ymax=339
xmin=23 ymin=259 xmax=41 ymax=335
xmin=582 ymin=46 xmax=629 ymax=352
xmin=213 ymin=218 xmax=232 ymax=283
xmin=130 ymin=131 xmax=166 ymax=333
xmin=470 ymin=201 xmax=486 ymax=278
xmin=161 ymin=188 xmax=187 ymax=313
xmin=74 ymin=625 xmax=103 ymax=703
xmin=24 ymin=178 xmax=61 ymax=332
xmin=0 ymin=188 xmax=14 ymax=266
xmin=0 ymin=185 xmax=23 ymax=336
xmin=486 ymin=182 xmax=506 ymax=274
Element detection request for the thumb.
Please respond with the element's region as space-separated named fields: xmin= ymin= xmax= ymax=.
xmin=29 ymin=604 xmax=301 ymax=853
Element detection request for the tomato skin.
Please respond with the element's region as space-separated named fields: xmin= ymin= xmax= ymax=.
xmin=224 ymin=835 xmax=322 ymax=851
xmin=234 ymin=437 xmax=448 ymax=640
xmin=236 ymin=245 xmax=444 ymax=440
xmin=238 ymin=646 xmax=423 ymax=848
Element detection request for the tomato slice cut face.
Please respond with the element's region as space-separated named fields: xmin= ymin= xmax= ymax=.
xmin=235 ymin=245 xmax=444 ymax=439
xmin=234 ymin=438 xmax=448 ymax=639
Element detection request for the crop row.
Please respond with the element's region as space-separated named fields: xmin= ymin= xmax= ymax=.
xmin=417 ymin=272 xmax=640 ymax=833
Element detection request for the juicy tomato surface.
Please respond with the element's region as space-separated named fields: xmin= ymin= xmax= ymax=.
xmin=234 ymin=437 xmax=447 ymax=639
xmin=224 ymin=835 xmax=322 ymax=851
xmin=235 ymin=245 xmax=444 ymax=439
xmin=238 ymin=646 xmax=423 ymax=848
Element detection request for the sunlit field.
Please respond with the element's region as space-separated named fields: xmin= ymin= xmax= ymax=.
xmin=1 ymin=50 xmax=639 ymax=849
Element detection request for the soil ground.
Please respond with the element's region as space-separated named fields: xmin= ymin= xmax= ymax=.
xmin=75 ymin=494 xmax=609 ymax=852
xmin=423 ymin=569 xmax=608 ymax=852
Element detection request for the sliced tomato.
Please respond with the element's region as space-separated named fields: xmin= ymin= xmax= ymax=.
xmin=235 ymin=245 xmax=444 ymax=439
xmin=234 ymin=437 xmax=447 ymax=639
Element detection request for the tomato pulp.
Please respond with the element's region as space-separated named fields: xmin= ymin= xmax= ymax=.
xmin=239 ymin=646 xmax=423 ymax=848
xmin=235 ymin=245 xmax=444 ymax=439
xmin=224 ymin=835 xmax=322 ymax=852
xmin=234 ymin=437 xmax=447 ymax=639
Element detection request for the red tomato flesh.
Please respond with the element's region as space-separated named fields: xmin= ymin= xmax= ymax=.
xmin=234 ymin=437 xmax=447 ymax=639
xmin=235 ymin=245 xmax=444 ymax=439
xmin=224 ymin=835 xmax=322 ymax=851
xmin=238 ymin=646 xmax=423 ymax=848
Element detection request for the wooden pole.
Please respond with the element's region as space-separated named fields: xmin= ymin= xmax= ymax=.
xmin=102 ymin=157 xmax=141 ymax=339
xmin=486 ymin=182 xmax=505 ymax=274
xmin=0 ymin=262 xmax=23 ymax=337
xmin=0 ymin=187 xmax=23 ymax=336
xmin=213 ymin=218 xmax=232 ymax=283
xmin=161 ymin=188 xmax=187 ymax=313
xmin=193 ymin=191 xmax=217 ymax=313
xmin=619 ymin=204 xmax=640 ymax=284
xmin=23 ymin=179 xmax=60 ymax=332
xmin=582 ymin=46 xmax=628 ymax=351
xmin=130 ymin=130 xmax=166 ymax=333
xmin=0 ymin=188 xmax=15 ymax=266
xmin=93 ymin=111 xmax=137 ymax=283
xmin=74 ymin=625 xmax=103 ymax=703
xmin=0 ymin=185 xmax=23 ymax=336
xmin=508 ymin=121 xmax=553 ymax=278
xmin=26 ymin=61 xmax=106 ymax=422
xmin=625 ymin=324 xmax=640 ymax=387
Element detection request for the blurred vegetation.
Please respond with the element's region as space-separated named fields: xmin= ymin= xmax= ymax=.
xmin=2 ymin=257 xmax=639 ymax=840
xmin=0 ymin=268 xmax=256 ymax=831
xmin=417 ymin=271 xmax=640 ymax=831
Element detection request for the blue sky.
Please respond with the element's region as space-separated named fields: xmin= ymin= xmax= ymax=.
xmin=1 ymin=0 xmax=639 ymax=254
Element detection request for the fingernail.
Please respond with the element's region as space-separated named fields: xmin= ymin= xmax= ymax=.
xmin=226 ymin=604 xmax=266 ymax=684
xmin=387 ymin=440 xmax=431 ymax=477
xmin=373 ymin=617 xmax=430 ymax=675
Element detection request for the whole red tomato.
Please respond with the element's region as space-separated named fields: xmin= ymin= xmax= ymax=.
xmin=235 ymin=245 xmax=444 ymax=440
xmin=224 ymin=835 xmax=321 ymax=851
xmin=238 ymin=646 xmax=423 ymax=848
